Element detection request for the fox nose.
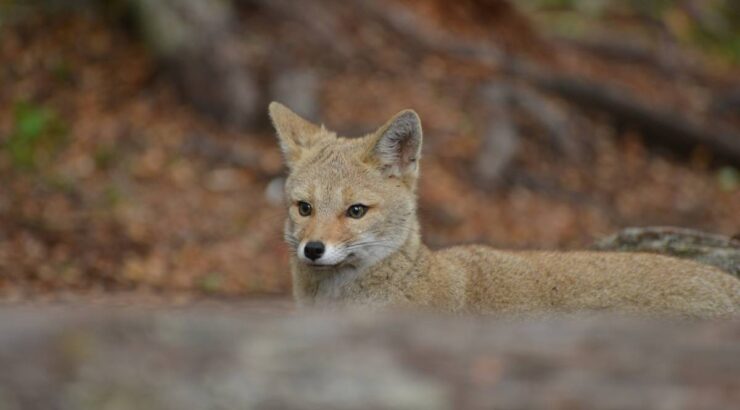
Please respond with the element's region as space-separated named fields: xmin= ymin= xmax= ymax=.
xmin=304 ymin=241 xmax=325 ymax=261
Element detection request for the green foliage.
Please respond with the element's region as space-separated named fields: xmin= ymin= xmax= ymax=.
xmin=50 ymin=57 xmax=74 ymax=84
xmin=199 ymin=272 xmax=223 ymax=293
xmin=519 ymin=0 xmax=740 ymax=63
xmin=4 ymin=101 xmax=67 ymax=170
xmin=624 ymin=0 xmax=675 ymax=17
xmin=102 ymin=185 xmax=122 ymax=208
xmin=717 ymin=166 xmax=739 ymax=192
xmin=687 ymin=1 xmax=740 ymax=63
xmin=93 ymin=144 xmax=120 ymax=171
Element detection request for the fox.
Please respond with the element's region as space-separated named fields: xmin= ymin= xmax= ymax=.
xmin=269 ymin=101 xmax=740 ymax=317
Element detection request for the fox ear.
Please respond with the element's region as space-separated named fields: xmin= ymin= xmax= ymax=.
xmin=269 ymin=102 xmax=322 ymax=167
xmin=370 ymin=109 xmax=423 ymax=179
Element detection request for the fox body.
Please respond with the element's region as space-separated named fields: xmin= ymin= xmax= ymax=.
xmin=270 ymin=102 xmax=740 ymax=317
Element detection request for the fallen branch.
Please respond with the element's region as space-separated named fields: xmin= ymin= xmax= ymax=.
xmin=473 ymin=83 xmax=520 ymax=188
xmin=351 ymin=0 xmax=507 ymax=66
xmin=351 ymin=0 xmax=740 ymax=165
xmin=531 ymin=75 xmax=740 ymax=164
xmin=472 ymin=82 xmax=583 ymax=188
xmin=509 ymin=84 xmax=580 ymax=158
xmin=560 ymin=35 xmax=708 ymax=83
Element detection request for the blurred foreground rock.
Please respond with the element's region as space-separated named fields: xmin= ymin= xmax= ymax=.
xmin=1 ymin=306 xmax=739 ymax=409
xmin=594 ymin=226 xmax=740 ymax=278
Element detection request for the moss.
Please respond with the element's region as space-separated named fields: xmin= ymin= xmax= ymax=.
xmin=3 ymin=101 xmax=67 ymax=171
xmin=199 ymin=272 xmax=223 ymax=294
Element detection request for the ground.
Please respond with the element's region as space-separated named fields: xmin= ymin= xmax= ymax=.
xmin=0 ymin=2 xmax=738 ymax=300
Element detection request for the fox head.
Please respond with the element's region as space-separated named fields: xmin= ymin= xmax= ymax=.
xmin=269 ymin=102 xmax=422 ymax=271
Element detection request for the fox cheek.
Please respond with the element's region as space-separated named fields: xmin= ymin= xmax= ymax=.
xmin=286 ymin=218 xmax=306 ymax=241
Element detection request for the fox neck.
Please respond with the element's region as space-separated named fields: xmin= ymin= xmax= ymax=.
xmin=292 ymin=217 xmax=424 ymax=304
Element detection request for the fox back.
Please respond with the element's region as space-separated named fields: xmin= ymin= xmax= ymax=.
xmin=269 ymin=102 xmax=740 ymax=317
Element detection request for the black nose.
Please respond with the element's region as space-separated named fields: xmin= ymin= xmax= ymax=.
xmin=304 ymin=241 xmax=325 ymax=261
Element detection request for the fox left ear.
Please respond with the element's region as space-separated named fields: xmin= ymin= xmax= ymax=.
xmin=370 ymin=109 xmax=423 ymax=179
xmin=269 ymin=101 xmax=322 ymax=167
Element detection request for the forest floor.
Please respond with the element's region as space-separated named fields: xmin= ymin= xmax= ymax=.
xmin=1 ymin=1 xmax=739 ymax=301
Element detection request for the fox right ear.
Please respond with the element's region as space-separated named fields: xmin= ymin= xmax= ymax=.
xmin=269 ymin=102 xmax=322 ymax=167
xmin=370 ymin=109 xmax=423 ymax=181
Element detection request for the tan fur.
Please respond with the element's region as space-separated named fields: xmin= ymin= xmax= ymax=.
xmin=269 ymin=102 xmax=740 ymax=318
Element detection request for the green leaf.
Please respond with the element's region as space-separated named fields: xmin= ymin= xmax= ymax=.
xmin=717 ymin=166 xmax=740 ymax=192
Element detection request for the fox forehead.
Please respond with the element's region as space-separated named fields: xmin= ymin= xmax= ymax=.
xmin=272 ymin=103 xmax=423 ymax=210
xmin=286 ymin=138 xmax=393 ymax=203
xmin=288 ymin=183 xmax=384 ymax=206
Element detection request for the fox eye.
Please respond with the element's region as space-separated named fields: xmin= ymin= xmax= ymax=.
xmin=297 ymin=201 xmax=312 ymax=217
xmin=346 ymin=204 xmax=368 ymax=219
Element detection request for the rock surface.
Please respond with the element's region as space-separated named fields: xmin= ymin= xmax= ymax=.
xmin=594 ymin=226 xmax=740 ymax=278
xmin=1 ymin=305 xmax=739 ymax=409
xmin=129 ymin=0 xmax=260 ymax=129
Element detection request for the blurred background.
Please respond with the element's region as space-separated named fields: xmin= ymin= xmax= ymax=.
xmin=1 ymin=0 xmax=739 ymax=301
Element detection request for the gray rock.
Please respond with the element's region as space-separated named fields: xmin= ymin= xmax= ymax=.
xmin=1 ymin=306 xmax=740 ymax=409
xmin=593 ymin=226 xmax=740 ymax=278
xmin=130 ymin=0 xmax=260 ymax=129
xmin=270 ymin=68 xmax=320 ymax=123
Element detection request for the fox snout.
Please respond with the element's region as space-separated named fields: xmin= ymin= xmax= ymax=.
xmin=298 ymin=240 xmax=349 ymax=266
xmin=303 ymin=241 xmax=325 ymax=260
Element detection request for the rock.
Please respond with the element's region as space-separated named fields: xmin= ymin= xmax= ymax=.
xmin=264 ymin=176 xmax=285 ymax=206
xmin=204 ymin=168 xmax=245 ymax=192
xmin=1 ymin=306 xmax=739 ymax=409
xmin=129 ymin=0 xmax=260 ymax=129
xmin=270 ymin=68 xmax=320 ymax=123
xmin=593 ymin=226 xmax=740 ymax=278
